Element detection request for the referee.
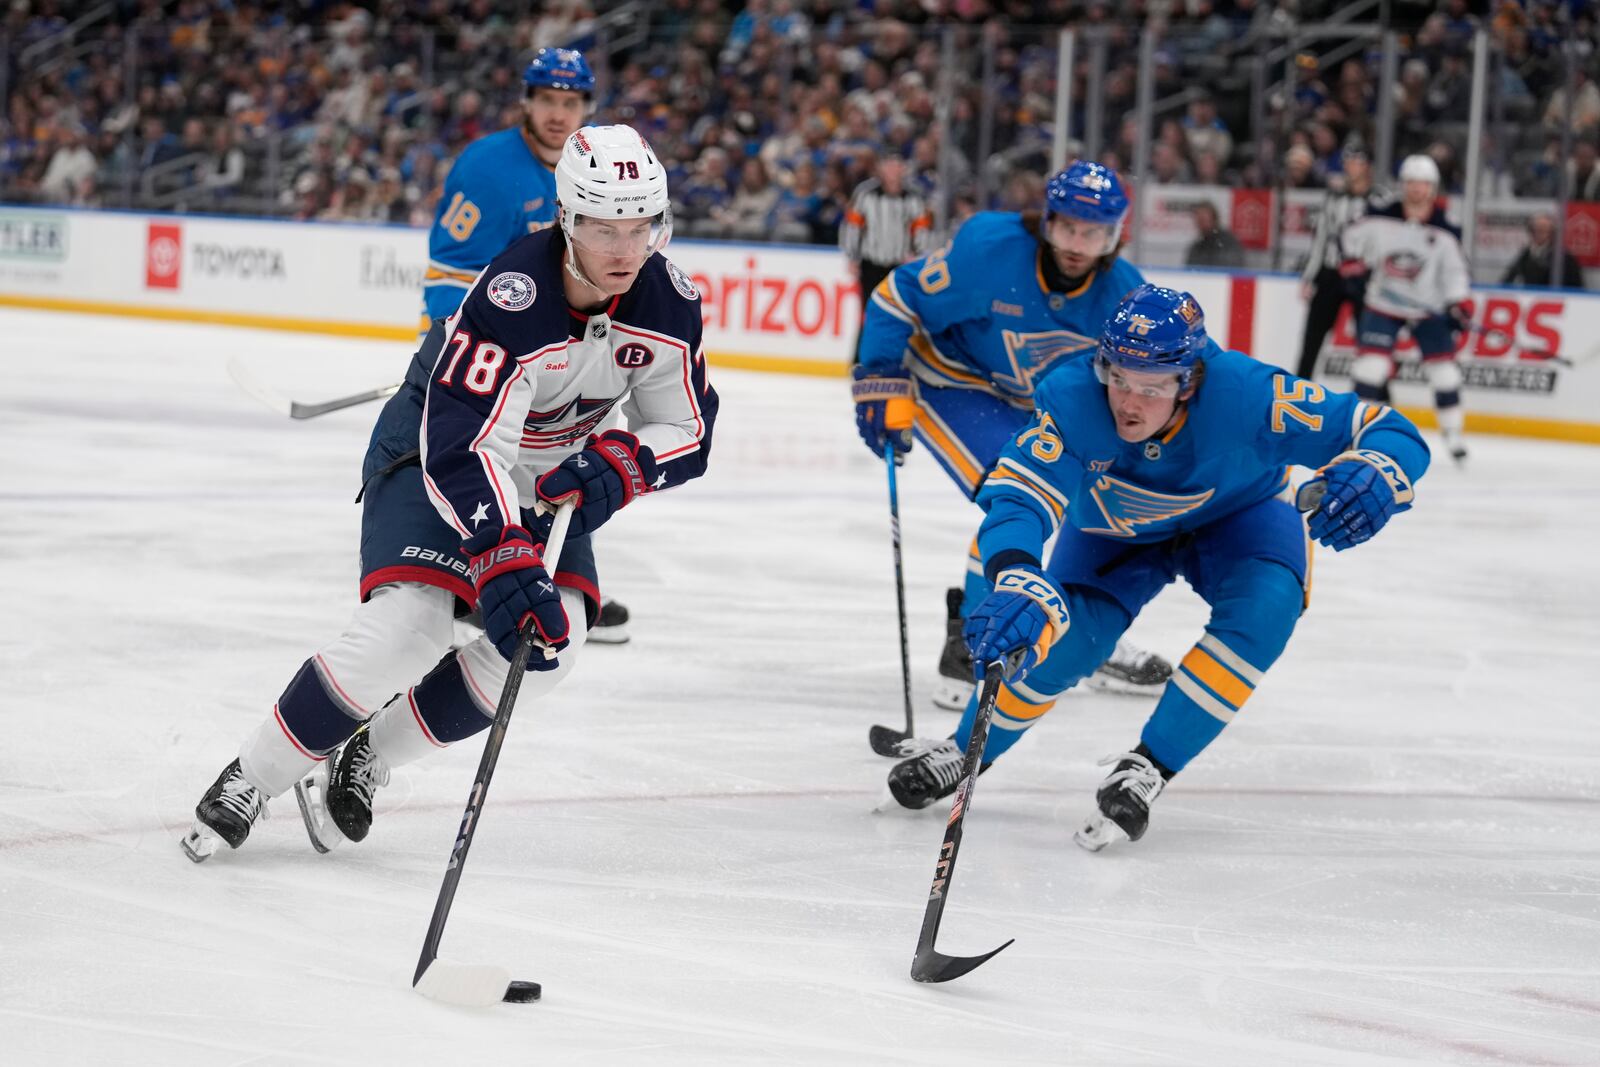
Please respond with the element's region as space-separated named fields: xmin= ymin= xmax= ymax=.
xmin=1297 ymin=137 xmax=1388 ymax=380
xmin=840 ymin=154 xmax=933 ymax=363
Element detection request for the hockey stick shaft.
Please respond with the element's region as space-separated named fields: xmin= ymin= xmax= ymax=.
xmin=414 ymin=504 xmax=574 ymax=990
xmin=227 ymin=355 xmax=403 ymax=419
xmin=910 ymin=655 xmax=1018 ymax=983
xmin=870 ymin=442 xmax=916 ymax=754
xmin=1369 ymin=288 xmax=1578 ymax=366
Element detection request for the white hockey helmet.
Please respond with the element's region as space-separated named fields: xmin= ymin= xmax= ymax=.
xmin=1399 ymin=154 xmax=1441 ymax=189
xmin=556 ymin=124 xmax=672 ymax=259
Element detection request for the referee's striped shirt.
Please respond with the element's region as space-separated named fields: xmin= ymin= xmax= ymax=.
xmin=840 ymin=178 xmax=934 ymax=267
xmin=1303 ymin=183 xmax=1390 ymax=281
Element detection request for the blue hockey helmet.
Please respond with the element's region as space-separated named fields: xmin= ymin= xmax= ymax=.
xmin=1096 ymin=284 xmax=1209 ymax=392
xmin=524 ymin=47 xmax=595 ymax=95
xmin=1046 ymin=161 xmax=1129 ymax=227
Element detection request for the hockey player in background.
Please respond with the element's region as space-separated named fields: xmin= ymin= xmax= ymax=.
xmin=1337 ymin=154 xmax=1472 ymax=463
xmin=851 ymin=161 xmax=1173 ymax=713
xmin=181 ymin=125 xmax=717 ymax=862
xmin=883 ymin=285 xmax=1430 ymax=852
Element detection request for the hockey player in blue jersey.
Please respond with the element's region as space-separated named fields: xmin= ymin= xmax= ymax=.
xmin=851 ymin=161 xmax=1173 ymax=710
xmin=181 ymin=125 xmax=717 ymax=862
xmin=420 ymin=47 xmax=593 ymax=332
xmin=882 ymin=285 xmax=1430 ymax=852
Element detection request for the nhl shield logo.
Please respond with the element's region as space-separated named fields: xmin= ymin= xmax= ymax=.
xmin=487 ymin=272 xmax=536 ymax=311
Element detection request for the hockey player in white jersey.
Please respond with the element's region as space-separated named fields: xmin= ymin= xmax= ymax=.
xmin=1338 ymin=154 xmax=1473 ymax=462
xmin=180 ymin=125 xmax=717 ymax=861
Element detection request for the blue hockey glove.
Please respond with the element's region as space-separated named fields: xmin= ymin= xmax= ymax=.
xmin=1297 ymin=449 xmax=1415 ymax=551
xmin=963 ymin=566 xmax=1072 ymax=682
xmin=465 ymin=526 xmax=569 ymax=670
xmin=534 ymin=430 xmax=657 ymax=537
xmin=851 ymin=365 xmax=915 ymax=459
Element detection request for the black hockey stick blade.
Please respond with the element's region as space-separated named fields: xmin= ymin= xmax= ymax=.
xmin=912 ymin=937 xmax=1016 ymax=984
xmin=869 ymin=723 xmax=912 ymax=757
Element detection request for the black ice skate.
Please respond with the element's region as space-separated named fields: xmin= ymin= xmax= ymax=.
xmin=1074 ymin=751 xmax=1168 ymax=852
xmin=589 ymin=596 xmax=631 ymax=645
xmin=932 ymin=588 xmax=974 ymax=711
xmin=884 ymin=738 xmax=969 ymax=810
xmin=181 ymin=758 xmax=268 ymax=863
xmin=1442 ymin=427 xmax=1469 ymax=465
xmin=319 ymin=725 xmax=391 ymax=844
xmin=1086 ymin=639 xmax=1173 ymax=696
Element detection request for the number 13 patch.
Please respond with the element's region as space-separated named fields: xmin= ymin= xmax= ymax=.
xmin=614 ymin=343 xmax=654 ymax=368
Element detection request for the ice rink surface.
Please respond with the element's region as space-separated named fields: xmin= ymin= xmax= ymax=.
xmin=1 ymin=306 xmax=1597 ymax=1066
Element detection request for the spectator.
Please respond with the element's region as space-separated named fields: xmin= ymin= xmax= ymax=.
xmin=1568 ymin=139 xmax=1600 ymax=202
xmin=717 ymin=156 xmax=782 ymax=241
xmin=38 ymin=126 xmax=97 ymax=205
xmin=675 ymin=146 xmax=733 ymax=237
xmin=1543 ymin=68 xmax=1600 ymax=136
xmin=1181 ymin=90 xmax=1233 ymax=169
xmin=1502 ymin=212 xmax=1585 ymax=289
xmin=198 ymin=123 xmax=245 ymax=201
xmin=1184 ymin=201 xmax=1245 ymax=268
xmin=1283 ymin=144 xmax=1323 ymax=189
xmin=770 ymin=159 xmax=823 ymax=242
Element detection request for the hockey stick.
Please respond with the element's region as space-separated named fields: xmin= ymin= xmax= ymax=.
xmin=909 ymin=653 xmax=1021 ymax=984
xmin=227 ymin=356 xmax=401 ymax=419
xmin=869 ymin=442 xmax=918 ymax=757
xmin=413 ymin=503 xmax=574 ymax=1007
xmin=1368 ymin=289 xmax=1590 ymax=367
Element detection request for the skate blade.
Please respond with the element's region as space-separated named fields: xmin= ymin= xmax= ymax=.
xmin=1073 ymin=814 xmax=1129 ymax=853
xmin=294 ymin=773 xmax=344 ymax=854
xmin=930 ymin=678 xmax=974 ymax=712
xmin=587 ymin=623 xmax=630 ymax=645
xmin=180 ymin=823 xmax=221 ymax=863
xmin=1083 ymin=671 xmax=1166 ymax=698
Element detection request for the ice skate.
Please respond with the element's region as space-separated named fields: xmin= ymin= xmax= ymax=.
xmin=1441 ymin=427 xmax=1468 ymax=465
xmin=320 ymin=725 xmax=391 ymax=843
xmin=1074 ymin=751 xmax=1167 ymax=852
xmin=589 ymin=596 xmax=631 ymax=645
xmin=882 ymin=738 xmax=966 ymax=810
xmin=181 ymin=758 xmax=268 ymax=863
xmin=1085 ymin=639 xmax=1173 ymax=696
xmin=292 ymin=761 xmax=342 ymax=854
xmin=932 ymin=588 xmax=975 ymax=711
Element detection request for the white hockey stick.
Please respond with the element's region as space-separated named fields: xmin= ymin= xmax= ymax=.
xmin=227 ymin=357 xmax=401 ymax=419
xmin=1371 ymin=288 xmax=1597 ymax=367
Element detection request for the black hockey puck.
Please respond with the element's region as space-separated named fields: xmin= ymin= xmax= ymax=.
xmin=503 ymin=980 xmax=542 ymax=1003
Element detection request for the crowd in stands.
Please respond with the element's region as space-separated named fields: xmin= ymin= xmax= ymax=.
xmin=3 ymin=0 xmax=1598 ymax=250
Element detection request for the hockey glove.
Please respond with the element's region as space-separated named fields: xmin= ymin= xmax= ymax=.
xmin=466 ymin=526 xmax=569 ymax=669
xmin=1297 ymin=449 xmax=1415 ymax=551
xmin=963 ymin=566 xmax=1072 ymax=682
xmin=1338 ymin=258 xmax=1369 ymax=301
xmin=534 ymin=430 xmax=658 ymax=537
xmin=851 ymin=365 xmax=915 ymax=459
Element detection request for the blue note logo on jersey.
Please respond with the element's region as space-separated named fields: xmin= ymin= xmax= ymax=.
xmin=488 ymin=272 xmax=536 ymax=311
xmin=995 ymin=329 xmax=1096 ymax=395
xmin=1082 ymin=475 xmax=1215 ymax=538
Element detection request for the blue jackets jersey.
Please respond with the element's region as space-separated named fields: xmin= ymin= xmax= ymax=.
xmin=422 ymin=127 xmax=560 ymax=327
xmin=975 ymin=350 xmax=1431 ymax=564
xmin=859 ymin=211 xmax=1147 ymax=404
xmin=422 ymin=228 xmax=717 ymax=543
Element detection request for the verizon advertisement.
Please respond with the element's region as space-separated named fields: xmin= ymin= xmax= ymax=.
xmin=0 ymin=206 xmax=1594 ymax=441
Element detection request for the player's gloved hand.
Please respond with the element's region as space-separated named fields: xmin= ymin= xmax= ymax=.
xmin=1338 ymin=258 xmax=1369 ymax=301
xmin=1296 ymin=449 xmax=1415 ymax=551
xmin=533 ymin=429 xmax=657 ymax=537
xmin=963 ymin=566 xmax=1072 ymax=682
xmin=851 ymin=365 xmax=915 ymax=460
xmin=1447 ymin=300 xmax=1473 ymax=345
xmin=465 ymin=525 xmax=569 ymax=670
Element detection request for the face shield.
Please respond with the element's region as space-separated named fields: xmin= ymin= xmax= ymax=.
xmin=564 ymin=209 xmax=672 ymax=260
xmin=1095 ymin=356 xmax=1185 ymax=399
xmin=1044 ymin=212 xmax=1121 ymax=260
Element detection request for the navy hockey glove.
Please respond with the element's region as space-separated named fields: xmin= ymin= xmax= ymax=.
xmin=963 ymin=566 xmax=1071 ymax=682
xmin=1297 ymin=450 xmax=1415 ymax=551
xmin=1338 ymin=258 xmax=1369 ymax=301
xmin=466 ymin=526 xmax=569 ymax=669
xmin=534 ymin=430 xmax=658 ymax=537
xmin=851 ymin=365 xmax=915 ymax=459
xmin=1447 ymin=301 xmax=1472 ymax=345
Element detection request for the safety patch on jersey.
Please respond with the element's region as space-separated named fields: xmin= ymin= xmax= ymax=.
xmin=487 ymin=272 xmax=536 ymax=311
xmin=666 ymin=260 xmax=701 ymax=301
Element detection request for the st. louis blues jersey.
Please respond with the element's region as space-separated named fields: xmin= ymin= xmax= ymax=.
xmin=975 ymin=350 xmax=1431 ymax=562
xmin=1339 ymin=201 xmax=1469 ymax=322
xmin=859 ymin=211 xmax=1147 ymax=404
xmin=421 ymin=228 xmax=718 ymax=542
xmin=422 ymin=127 xmax=561 ymax=329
